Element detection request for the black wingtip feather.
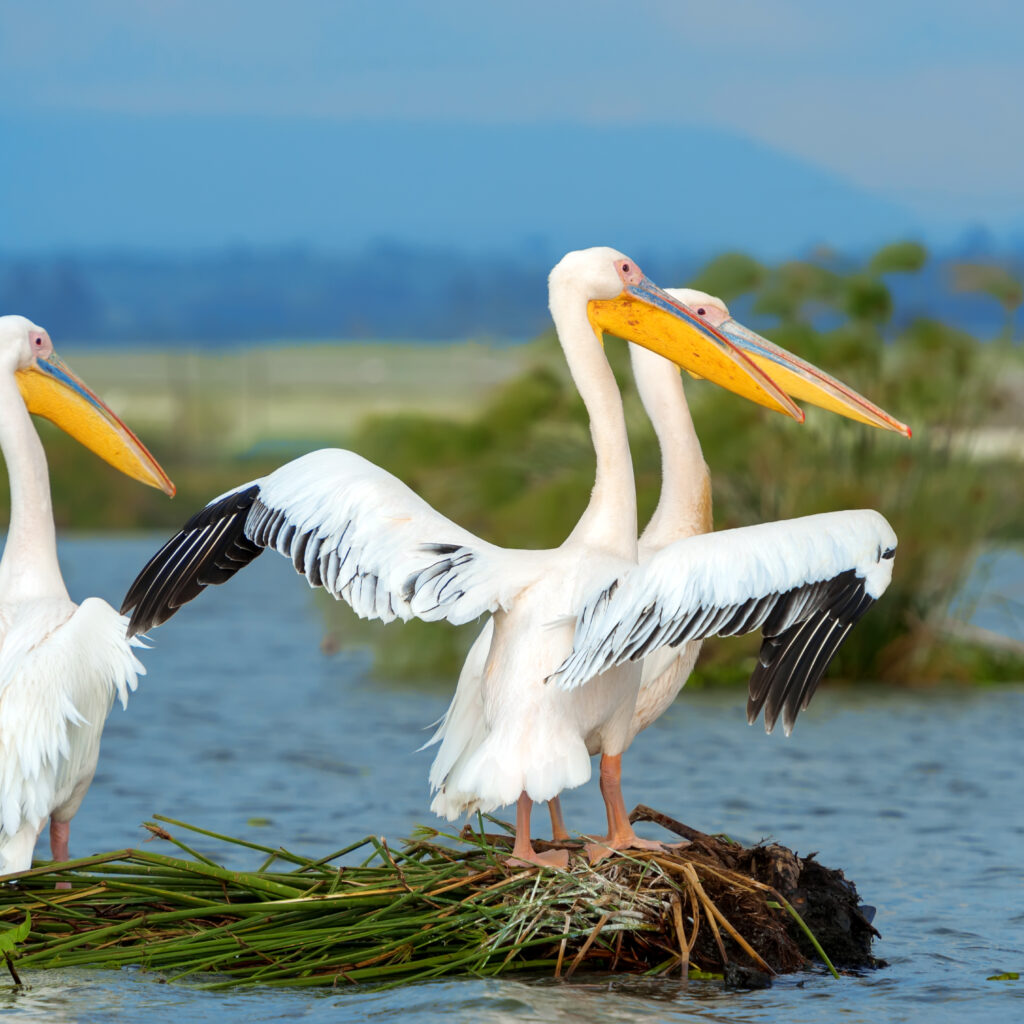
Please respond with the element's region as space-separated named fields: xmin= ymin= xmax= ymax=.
xmin=747 ymin=569 xmax=877 ymax=734
xmin=122 ymin=485 xmax=264 ymax=636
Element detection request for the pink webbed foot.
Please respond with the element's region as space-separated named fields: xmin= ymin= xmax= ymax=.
xmin=506 ymin=792 xmax=571 ymax=870
xmin=584 ymin=833 xmax=689 ymax=864
xmin=507 ymin=847 xmax=571 ymax=870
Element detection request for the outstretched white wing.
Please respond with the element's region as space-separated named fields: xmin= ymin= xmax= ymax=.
xmin=0 ymin=598 xmax=144 ymax=842
xmin=549 ymin=510 xmax=897 ymax=734
xmin=123 ymin=449 xmax=549 ymax=635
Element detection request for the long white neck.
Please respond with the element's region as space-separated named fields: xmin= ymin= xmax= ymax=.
xmin=0 ymin=371 xmax=67 ymax=602
xmin=550 ymin=289 xmax=637 ymax=558
xmin=630 ymin=345 xmax=711 ymax=554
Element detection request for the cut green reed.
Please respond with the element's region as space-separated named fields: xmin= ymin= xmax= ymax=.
xmin=0 ymin=818 xmax=835 ymax=988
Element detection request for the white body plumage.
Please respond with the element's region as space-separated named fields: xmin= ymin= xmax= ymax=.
xmin=0 ymin=598 xmax=143 ymax=872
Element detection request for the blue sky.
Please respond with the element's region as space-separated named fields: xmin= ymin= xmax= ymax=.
xmin=3 ymin=1 xmax=1023 ymax=254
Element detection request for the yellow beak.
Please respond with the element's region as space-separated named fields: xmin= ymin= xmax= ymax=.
xmin=16 ymin=352 xmax=176 ymax=495
xmin=718 ymin=318 xmax=911 ymax=436
xmin=587 ymin=282 xmax=803 ymax=421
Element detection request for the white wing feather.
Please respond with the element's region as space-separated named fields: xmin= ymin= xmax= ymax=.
xmin=256 ymin=450 xmax=550 ymax=624
xmin=550 ymin=510 xmax=897 ymax=692
xmin=124 ymin=449 xmax=552 ymax=634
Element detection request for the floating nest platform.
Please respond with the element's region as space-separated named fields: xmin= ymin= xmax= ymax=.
xmin=0 ymin=807 xmax=879 ymax=990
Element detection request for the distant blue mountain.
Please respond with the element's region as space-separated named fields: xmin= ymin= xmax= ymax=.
xmin=2 ymin=114 xmax=1019 ymax=343
xmin=0 ymin=245 xmax=559 ymax=343
xmin=1 ymin=114 xmax=918 ymax=257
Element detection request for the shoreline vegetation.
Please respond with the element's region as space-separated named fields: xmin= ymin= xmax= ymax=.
xmin=0 ymin=811 xmax=877 ymax=989
xmin=6 ymin=242 xmax=1024 ymax=685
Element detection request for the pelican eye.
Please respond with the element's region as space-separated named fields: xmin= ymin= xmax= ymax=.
xmin=622 ymin=263 xmax=631 ymax=273
xmin=697 ymin=308 xmax=706 ymax=316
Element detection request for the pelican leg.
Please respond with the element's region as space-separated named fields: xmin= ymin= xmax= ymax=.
xmin=507 ymin=793 xmax=569 ymax=869
xmin=50 ymin=817 xmax=71 ymax=890
xmin=548 ymin=796 xmax=571 ymax=843
xmin=50 ymin=818 xmax=70 ymax=861
xmin=585 ymin=753 xmax=669 ymax=863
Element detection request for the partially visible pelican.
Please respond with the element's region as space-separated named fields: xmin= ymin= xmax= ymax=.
xmin=0 ymin=316 xmax=174 ymax=875
xmin=628 ymin=286 xmax=910 ymax=737
xmin=549 ymin=289 xmax=908 ymax=732
xmin=120 ymin=248 xmax=901 ymax=866
xmin=427 ymin=289 xmax=909 ymax=851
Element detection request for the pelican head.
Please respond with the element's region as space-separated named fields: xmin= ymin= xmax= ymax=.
xmin=666 ymin=289 xmax=911 ymax=437
xmin=550 ymin=248 xmax=802 ymax=420
xmin=0 ymin=315 xmax=175 ymax=495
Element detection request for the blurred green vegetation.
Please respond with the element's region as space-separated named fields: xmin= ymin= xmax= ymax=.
xmin=3 ymin=241 xmax=1022 ymax=688
xmin=0 ymin=422 xmax=286 ymax=534
xmin=952 ymin=262 xmax=1023 ymax=341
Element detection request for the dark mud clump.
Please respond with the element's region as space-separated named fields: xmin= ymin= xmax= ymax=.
xmin=629 ymin=804 xmax=881 ymax=972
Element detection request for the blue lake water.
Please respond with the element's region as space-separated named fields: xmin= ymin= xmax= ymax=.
xmin=956 ymin=547 xmax=1024 ymax=643
xmin=1 ymin=536 xmax=1022 ymax=1023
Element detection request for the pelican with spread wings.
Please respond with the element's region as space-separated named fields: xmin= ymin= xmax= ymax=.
xmin=121 ymin=249 xmax=905 ymax=866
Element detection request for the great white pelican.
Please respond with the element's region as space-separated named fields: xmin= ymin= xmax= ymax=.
xmin=0 ymin=315 xmax=173 ymax=875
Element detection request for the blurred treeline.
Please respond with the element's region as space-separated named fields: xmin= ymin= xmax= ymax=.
xmin=6 ymin=240 xmax=1024 ymax=685
xmin=3 ymin=235 xmax=1020 ymax=344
